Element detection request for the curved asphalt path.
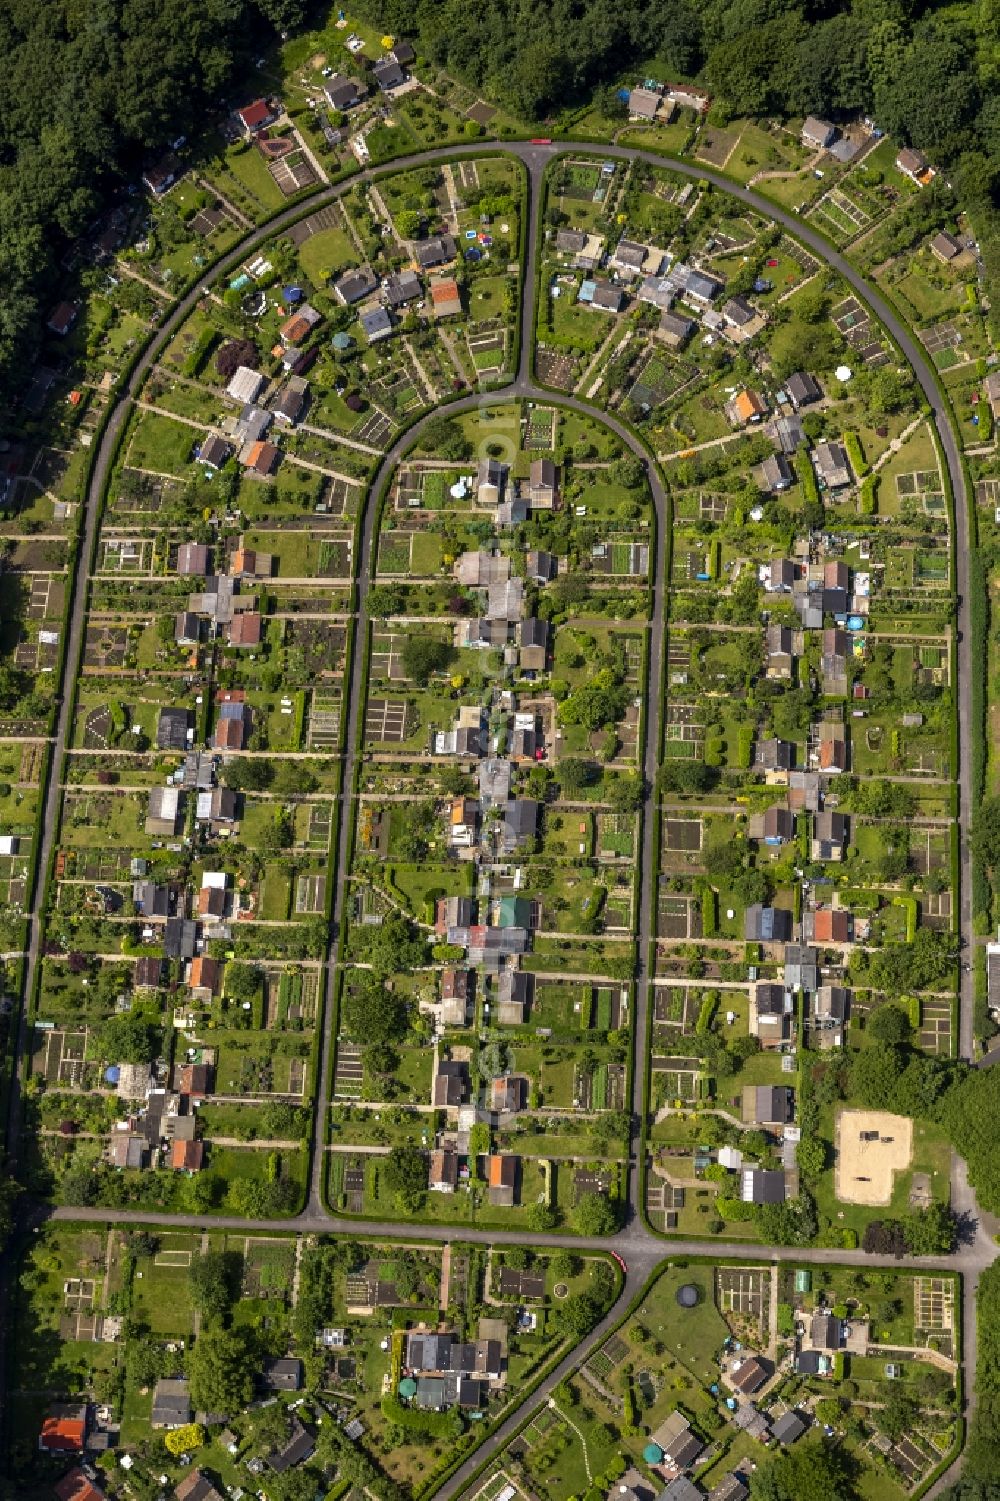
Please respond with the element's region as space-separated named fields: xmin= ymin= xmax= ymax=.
xmin=1 ymin=137 xmax=986 ymax=1496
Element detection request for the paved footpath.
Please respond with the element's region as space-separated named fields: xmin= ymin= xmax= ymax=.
xmin=0 ymin=137 xmax=990 ymax=1500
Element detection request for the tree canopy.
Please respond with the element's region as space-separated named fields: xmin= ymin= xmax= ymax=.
xmin=356 ymin=911 xmax=428 ymax=978
xmin=953 ymin=1264 xmax=1000 ymax=1494
xmin=557 ymin=668 xmax=629 ymax=732
xmin=99 ymin=1012 xmax=159 ymax=1064
xmin=187 ymin=1327 xmax=255 ymax=1414
xmin=575 ymin=1191 xmax=618 ymax=1235
xmin=402 ymin=635 xmax=454 ymax=683
xmin=0 ymin=0 xmax=297 ymax=396
xmin=750 ymin=1437 xmax=858 ymax=1501
xmin=383 ymin=1143 xmax=428 ymax=1211
xmin=8 ymin=0 xmax=1000 ymax=399
xmin=188 ymin=1250 xmax=241 ymax=1321
xmin=341 ymin=973 xmax=409 ymax=1046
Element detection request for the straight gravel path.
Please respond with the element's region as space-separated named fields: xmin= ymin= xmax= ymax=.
xmin=1 ymin=136 xmax=988 ymax=1500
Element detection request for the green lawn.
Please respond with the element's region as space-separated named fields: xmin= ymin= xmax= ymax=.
xmin=126 ymin=410 xmax=196 ymax=474
xmin=131 ymin=1235 xmax=199 ymax=1334
xmin=630 ymin=1264 xmax=730 ymax=1384
xmin=297 ymin=224 xmax=357 ymax=285
xmin=218 ymin=140 xmax=288 ymax=214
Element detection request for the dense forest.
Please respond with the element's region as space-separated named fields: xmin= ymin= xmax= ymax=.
xmin=359 ymin=0 xmax=998 ymax=164
xmin=361 ymin=0 xmax=1000 ymax=299
xmin=939 ymin=1262 xmax=1000 ymax=1501
xmin=0 ymin=0 xmax=307 ymax=398
xmin=4 ymin=0 xmax=1000 ymax=396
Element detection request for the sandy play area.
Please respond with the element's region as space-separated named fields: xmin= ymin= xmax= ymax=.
xmin=835 ymin=1108 xmax=914 ymax=1206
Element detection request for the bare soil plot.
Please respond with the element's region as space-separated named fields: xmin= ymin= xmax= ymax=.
xmin=269 ymin=150 xmax=318 ymax=195
xmin=60 ymin=1307 xmax=100 ymax=1342
xmin=370 ymin=632 xmax=409 ymax=682
xmin=63 ymin=1278 xmax=97 ymax=1309
xmin=288 ymin=202 xmax=343 ymax=245
xmin=920 ymin=322 xmax=962 ymax=355
xmin=890 ymin=1434 xmax=933 ymax=1485
xmin=354 ymin=408 xmax=394 ymax=446
xmin=917 ymin=998 xmax=952 ymax=1056
xmin=663 ymin=817 xmax=703 ymax=852
xmin=657 ymin=893 xmax=701 ymax=940
xmin=307 ymin=694 xmax=341 ymax=749
xmin=454 ymin=159 xmax=480 ymax=192
xmin=320 ymin=476 xmax=355 ymax=516
xmin=334 ymin=1040 xmax=363 ymax=1099
xmin=28 ymin=576 xmax=65 ymax=619
xmin=614 ymin=701 xmax=641 ymax=759
xmin=295 ymin=873 xmax=326 ymax=913
xmin=83 ymin=624 xmax=128 ymax=669
xmin=32 ymin=1026 xmax=90 ymax=1086
xmin=393 ymin=467 xmax=425 ymax=508
xmin=536 ymin=348 xmax=576 ymax=390
xmin=365 ymin=697 xmax=412 ymax=743
xmin=307 ymin=804 xmax=332 ymax=846
xmin=913 ymin=1276 xmax=954 ymax=1334
xmin=699 ymin=494 xmax=728 ymax=523
xmin=835 ymin=1108 xmax=913 ymax=1205
xmin=696 ymin=126 xmax=740 ymax=167
xmin=15 ymin=635 xmax=59 ymax=673
xmin=716 ymin=1266 xmax=768 ymax=1335
xmin=83 ymin=706 xmax=113 ymax=748
xmin=98 ymin=537 xmax=150 ymax=574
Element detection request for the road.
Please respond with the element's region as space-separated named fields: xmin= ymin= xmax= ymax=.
xmin=584 ymin=141 xmax=975 ymax=1065
xmin=1 ymin=136 xmax=988 ymax=1497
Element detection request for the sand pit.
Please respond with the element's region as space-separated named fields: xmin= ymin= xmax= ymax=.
xmin=835 ymin=1109 xmax=913 ymax=1206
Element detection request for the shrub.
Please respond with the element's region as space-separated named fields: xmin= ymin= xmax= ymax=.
xmin=795 ymin=449 xmax=820 ymax=507
xmin=716 ymin=1195 xmax=755 ymax=1221
xmin=183 ymin=327 xmax=218 ymax=379
xmin=703 ymin=736 xmax=724 ymax=767
xmin=695 ymin=990 xmax=718 ymax=1031
xmin=844 ymin=431 xmax=868 ymax=477
xmin=381 ymin=1395 xmax=460 ymax=1437
xmin=892 ymin=894 xmax=919 ymax=943
xmin=165 ymin=1423 xmax=205 ymax=1456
